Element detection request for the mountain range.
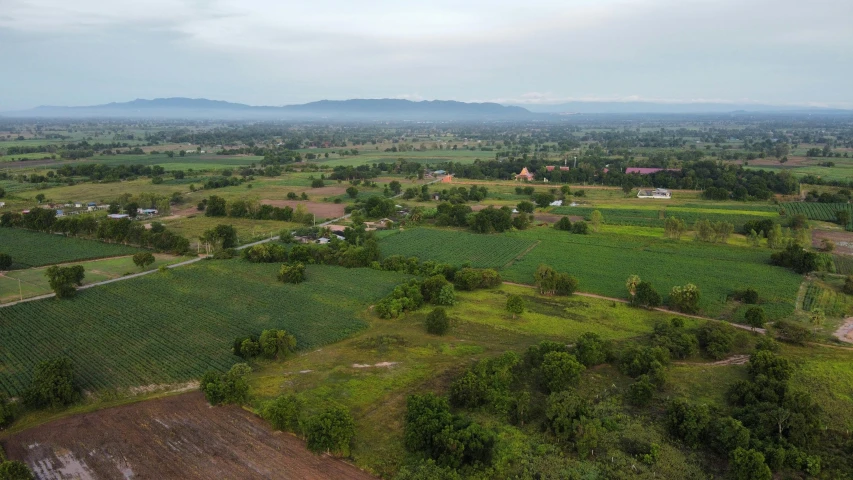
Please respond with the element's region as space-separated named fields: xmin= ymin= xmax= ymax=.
xmin=2 ymin=97 xmax=849 ymax=120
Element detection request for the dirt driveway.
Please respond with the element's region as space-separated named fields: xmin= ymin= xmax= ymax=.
xmin=1 ymin=391 xmax=375 ymax=480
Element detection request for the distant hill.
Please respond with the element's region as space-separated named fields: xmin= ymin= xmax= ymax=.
xmin=5 ymin=97 xmax=534 ymax=120
xmin=517 ymin=101 xmax=850 ymax=114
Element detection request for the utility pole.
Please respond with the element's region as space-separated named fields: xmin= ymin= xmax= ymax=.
xmin=573 ymin=156 xmax=577 ymax=168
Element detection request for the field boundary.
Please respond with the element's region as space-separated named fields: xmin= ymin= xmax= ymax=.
xmin=501 ymin=240 xmax=541 ymax=269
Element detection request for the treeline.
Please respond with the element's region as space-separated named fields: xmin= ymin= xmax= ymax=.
xmin=241 ymin=225 xmax=380 ymax=269
xmin=203 ymin=195 xmax=299 ymax=222
xmin=0 ymin=209 xmax=189 ymax=254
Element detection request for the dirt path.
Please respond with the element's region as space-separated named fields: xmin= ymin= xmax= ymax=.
xmin=501 ymin=240 xmax=541 ymax=269
xmin=1 ymin=391 xmax=375 ymax=480
xmin=502 ymin=281 xmax=766 ymax=333
xmin=833 ymin=317 xmax=853 ymax=344
xmin=675 ymin=355 xmax=750 ymax=367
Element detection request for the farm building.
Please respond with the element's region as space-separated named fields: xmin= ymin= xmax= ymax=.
xmin=515 ymin=167 xmax=535 ymax=181
xmin=440 ymin=175 xmax=453 ymax=183
xmin=625 ymin=167 xmax=680 ymax=175
xmin=107 ymin=214 xmax=130 ymax=219
xmin=637 ymin=188 xmax=672 ymax=199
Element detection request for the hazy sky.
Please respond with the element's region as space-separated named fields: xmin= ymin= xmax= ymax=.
xmin=1 ymin=0 xmax=852 ymax=110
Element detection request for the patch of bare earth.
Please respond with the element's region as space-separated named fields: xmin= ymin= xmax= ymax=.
xmin=261 ymin=200 xmax=345 ymax=218
xmin=1 ymin=391 xmax=376 ymax=480
xmin=675 ymin=355 xmax=750 ymax=366
xmin=306 ymin=186 xmax=347 ymax=196
xmin=812 ymin=230 xmax=853 ymax=255
xmin=833 ymin=318 xmax=853 ymax=344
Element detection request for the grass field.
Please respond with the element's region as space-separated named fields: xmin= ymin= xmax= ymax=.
xmin=502 ymin=228 xmax=803 ymax=318
xmin=0 ymin=228 xmax=141 ymax=269
xmin=0 ymin=254 xmax=187 ymax=304
xmin=379 ymin=228 xmax=538 ymax=268
xmin=551 ymin=203 xmax=779 ymax=229
xmin=0 ymin=262 xmax=407 ymax=396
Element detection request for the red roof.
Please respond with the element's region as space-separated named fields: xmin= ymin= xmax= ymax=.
xmin=545 ymin=166 xmax=555 ymax=172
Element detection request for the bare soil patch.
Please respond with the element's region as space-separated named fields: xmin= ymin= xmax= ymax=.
xmin=833 ymin=318 xmax=853 ymax=344
xmin=306 ymin=186 xmax=347 ymax=196
xmin=1 ymin=391 xmax=375 ymax=480
xmin=261 ymin=200 xmax=345 ymax=218
xmin=812 ymin=230 xmax=853 ymax=255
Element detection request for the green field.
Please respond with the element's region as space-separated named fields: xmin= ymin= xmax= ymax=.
xmin=379 ymin=226 xmax=803 ymax=319
xmin=0 ymin=254 xmax=186 ymax=303
xmin=552 ymin=203 xmax=779 ymax=229
xmin=0 ymin=228 xmax=141 ymax=269
xmin=781 ymin=202 xmax=853 ymax=229
xmin=0 ymin=262 xmax=406 ymax=396
xmin=379 ymin=228 xmax=538 ymax=268
xmin=802 ymin=279 xmax=853 ymax=318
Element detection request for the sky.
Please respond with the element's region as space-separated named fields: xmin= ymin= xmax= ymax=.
xmin=1 ymin=0 xmax=852 ymax=110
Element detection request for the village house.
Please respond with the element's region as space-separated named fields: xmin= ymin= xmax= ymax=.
xmin=637 ymin=188 xmax=672 ymax=199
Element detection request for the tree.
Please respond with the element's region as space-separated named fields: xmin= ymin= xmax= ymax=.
xmin=204 ymin=195 xmax=227 ymax=217
xmin=711 ymin=417 xmax=750 ymax=454
xmin=200 ymin=363 xmax=252 ymax=406
xmin=306 ymin=406 xmax=356 ymax=456
xmin=729 ymin=448 xmax=772 ymax=480
xmin=540 ymin=352 xmax=584 ymax=393
xmin=516 ymin=201 xmax=534 ymax=214
xmin=24 ymin=357 xmax=77 ymax=408
xmin=389 ymin=180 xmax=402 ymax=195
xmin=0 ymin=253 xmax=11 ymax=270
xmin=132 ymin=252 xmax=155 ymax=271
xmin=532 ymin=192 xmax=555 ymax=208
xmin=844 ymin=275 xmax=853 ymax=295
xmin=425 ymin=308 xmax=450 ymax=335
xmin=545 ymin=390 xmax=588 ymax=443
xmin=574 ymin=332 xmax=607 ymax=366
xmin=837 ymin=210 xmax=851 ymax=227
xmin=259 ymin=329 xmax=297 ymax=358
xmin=665 ymin=398 xmax=710 ymax=447
xmin=45 ymin=265 xmax=85 ymax=299
xmin=506 ymin=294 xmax=524 ymax=318
xmin=669 ymin=284 xmax=700 ymax=314
xmin=554 ymin=216 xmax=572 ymax=231
xmin=664 ymin=217 xmax=686 ymax=240
xmin=346 ymin=186 xmax=359 ymax=198
xmin=571 ymin=221 xmax=589 ymax=234
xmin=278 ymin=262 xmax=306 ymax=284
xmin=744 ymin=306 xmax=766 ymax=332
xmin=555 ymin=273 xmax=578 ymax=295
xmin=590 ymin=210 xmax=603 ymax=232
xmin=534 ymin=264 xmax=558 ymax=295
xmin=633 ymin=281 xmax=661 ymax=308
xmin=0 ymin=461 xmax=35 ymax=480
xmin=261 ymin=394 xmax=303 ymax=433
xmin=626 ymin=275 xmax=641 ymax=300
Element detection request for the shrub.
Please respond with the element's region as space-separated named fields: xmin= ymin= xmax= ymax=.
xmin=261 ymin=394 xmax=303 ymax=433
xmin=843 ymin=275 xmax=853 ymax=295
xmin=132 ymin=252 xmax=155 ymax=270
xmin=627 ymin=375 xmax=655 ymax=406
xmin=774 ymin=320 xmax=810 ymax=345
xmin=0 ymin=461 xmax=34 ymax=480
xmin=23 ymin=357 xmax=77 ymax=409
xmin=425 ymin=308 xmax=450 ymax=335
xmin=278 ymin=262 xmax=306 ymax=283
xmin=733 ymin=287 xmax=759 ymax=304
xmin=730 ymin=448 xmax=772 ymax=480
xmin=555 ymin=217 xmax=572 ymax=231
xmin=554 ymin=273 xmax=579 ymax=296
xmin=545 ymin=390 xmax=588 ymax=443
xmin=258 ymin=329 xmax=297 ymax=359
xmin=305 ymin=406 xmax=355 ymax=456
xmin=669 ymin=284 xmax=700 ymax=314
xmin=711 ymin=417 xmax=750 ymax=454
xmin=571 ymin=221 xmax=589 ymax=234
xmin=0 ymin=253 xmax=11 ymax=270
xmin=697 ymin=322 xmax=736 ymax=360
xmin=744 ymin=306 xmax=766 ymax=331
xmin=618 ymin=345 xmax=669 ymax=379
xmin=651 ymin=319 xmax=699 ymax=359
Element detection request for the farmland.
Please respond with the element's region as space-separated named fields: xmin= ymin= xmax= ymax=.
xmin=0 ymin=228 xmax=140 ymax=268
xmin=0 ymin=261 xmax=406 ymax=396
xmin=552 ymin=203 xmax=779 ymax=229
xmin=379 ymin=228 xmax=538 ymax=268
xmin=802 ymin=279 xmax=853 ymax=318
xmin=781 ymin=202 xmax=853 ymax=229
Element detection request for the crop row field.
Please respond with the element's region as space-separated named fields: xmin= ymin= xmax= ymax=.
xmin=0 ymin=228 xmax=141 ymax=269
xmin=552 ymin=204 xmax=779 ymax=229
xmin=0 ymin=262 xmax=407 ymax=396
xmin=781 ymin=202 xmax=853 ymax=229
xmin=378 ymin=228 xmax=538 ymax=268
xmin=802 ymin=280 xmax=853 ymax=318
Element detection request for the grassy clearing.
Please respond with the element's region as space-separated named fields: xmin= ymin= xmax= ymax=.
xmin=0 ymin=228 xmax=140 ymax=268
xmin=159 ymin=215 xmax=299 ymax=246
xmin=379 ymin=228 xmax=538 ymax=268
xmin=552 ymin=203 xmax=779 ymax=229
xmin=0 ymin=262 xmax=407 ymax=396
xmin=0 ymin=254 xmax=188 ymax=303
